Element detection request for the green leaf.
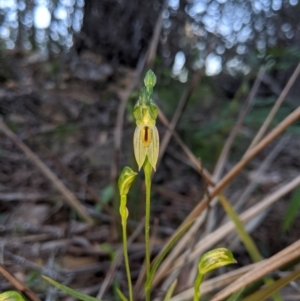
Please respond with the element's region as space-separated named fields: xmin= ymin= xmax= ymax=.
xmin=194 ymin=248 xmax=236 ymax=301
xmin=163 ymin=279 xmax=177 ymax=301
xmin=96 ymin=184 xmax=114 ymax=212
xmin=0 ymin=291 xmax=27 ymax=301
xmin=218 ymin=194 xmax=262 ymax=262
xmin=145 ymin=220 xmax=194 ymax=292
xmin=226 ymin=288 xmax=244 ymax=301
xmin=219 ymin=194 xmax=283 ymax=301
xmin=42 ymin=276 xmax=103 ymax=301
xmin=198 ymin=248 xmax=236 ymax=275
xmin=243 ymin=269 xmax=300 ymax=301
xmin=282 ymin=187 xmax=300 ymax=231
xmin=101 ymin=184 xmax=114 ymax=204
xmin=116 ymin=288 xmax=129 ymax=301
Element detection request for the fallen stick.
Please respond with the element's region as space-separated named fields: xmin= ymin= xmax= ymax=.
xmin=0 ymin=120 xmax=93 ymax=224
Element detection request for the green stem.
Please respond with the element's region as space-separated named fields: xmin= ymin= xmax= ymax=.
xmin=193 ymin=273 xmax=204 ymax=301
xmin=143 ymin=157 xmax=152 ymax=301
xmin=120 ymin=195 xmax=133 ymax=301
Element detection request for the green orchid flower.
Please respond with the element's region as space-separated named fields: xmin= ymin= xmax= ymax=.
xmin=133 ymin=72 xmax=159 ymax=171
xmin=118 ymin=166 xmax=137 ymax=196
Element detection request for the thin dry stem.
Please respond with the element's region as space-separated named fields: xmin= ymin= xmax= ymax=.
xmin=213 ymin=66 xmax=265 ymax=182
xmin=232 ymin=134 xmax=289 ymax=213
xmin=0 ymin=263 xmax=42 ymax=301
xmin=158 ymin=68 xmax=204 ymax=165
xmin=211 ymin=239 xmax=300 ymax=301
xmin=0 ymin=120 xmax=93 ymax=224
xmin=158 ymin=109 xmax=214 ymax=186
xmin=209 ymin=106 xmax=300 ymax=201
xmin=169 ymin=263 xmax=260 ymax=301
xmin=205 ymin=67 xmax=265 ymax=234
xmin=153 ymin=106 xmax=300 ymax=285
xmin=144 ymin=7 xmax=164 ymax=70
xmin=246 ymin=63 xmax=300 ymax=152
xmin=152 ymin=212 xmax=207 ymax=287
xmin=45 ymin=146 xmax=116 ymax=218
xmin=179 ymin=106 xmax=300 ymax=232
xmin=168 ymin=174 xmax=300 ymax=275
xmin=155 ymin=67 xmax=300 ymax=296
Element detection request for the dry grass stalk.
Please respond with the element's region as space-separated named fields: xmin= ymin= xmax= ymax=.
xmin=158 ymin=68 xmax=204 ymax=165
xmin=211 ymin=239 xmax=300 ymax=301
xmin=0 ymin=120 xmax=93 ymax=224
xmin=204 ymin=66 xmax=266 ymax=239
xmin=169 ymin=262 xmax=260 ymax=301
xmin=213 ymin=66 xmax=266 ymax=182
xmin=157 ymin=109 xmax=214 ymax=186
xmin=246 ymin=62 xmax=300 ymax=152
xmin=152 ymin=107 xmax=300 ymax=287
xmin=232 ymin=134 xmax=289 ymax=213
xmin=156 ymin=174 xmax=300 ymax=282
xmin=0 ymin=264 xmax=42 ymax=301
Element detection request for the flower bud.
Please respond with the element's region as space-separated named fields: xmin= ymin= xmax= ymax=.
xmin=144 ymin=70 xmax=156 ymax=89
xmin=118 ymin=167 xmax=137 ymax=195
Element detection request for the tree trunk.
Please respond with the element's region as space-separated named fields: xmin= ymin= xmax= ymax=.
xmin=77 ymin=0 xmax=162 ymax=67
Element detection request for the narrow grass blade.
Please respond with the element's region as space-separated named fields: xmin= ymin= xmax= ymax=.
xmin=218 ymin=194 xmax=282 ymax=301
xmin=116 ymin=288 xmax=129 ymax=301
xmin=282 ymin=187 xmax=300 ymax=231
xmin=145 ymin=220 xmax=194 ymax=291
xmin=42 ymin=276 xmax=103 ymax=301
xmin=243 ymin=269 xmax=300 ymax=301
xmin=163 ymin=279 xmax=178 ymax=301
xmin=226 ymin=288 xmax=244 ymax=301
xmin=218 ymin=194 xmax=261 ymax=262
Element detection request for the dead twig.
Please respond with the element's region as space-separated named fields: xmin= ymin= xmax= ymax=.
xmin=157 ymin=109 xmax=214 ymax=186
xmin=4 ymin=250 xmax=62 ymax=280
xmin=180 ymin=106 xmax=300 ymax=234
xmin=211 ymin=239 xmax=300 ymax=301
xmin=213 ymin=66 xmax=265 ymax=182
xmin=0 ymin=263 xmax=42 ymax=301
xmin=169 ymin=262 xmax=260 ymax=301
xmin=44 ymin=147 xmax=116 ymax=219
xmin=0 ymin=120 xmax=93 ymax=224
xmin=158 ymin=68 xmax=204 ymax=166
xmin=144 ymin=4 xmax=165 ymax=70
xmin=246 ymin=62 xmax=300 ymax=152
xmin=152 ymin=212 xmax=207 ymax=288
xmin=208 ymin=107 xmax=300 ymax=201
xmin=167 ymin=174 xmax=300 ymax=274
xmin=232 ymin=134 xmax=289 ymax=213
xmin=152 ymin=106 xmax=300 ymax=286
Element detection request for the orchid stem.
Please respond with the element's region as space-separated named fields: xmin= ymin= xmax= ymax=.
xmin=143 ymin=157 xmax=152 ymax=301
xmin=120 ymin=195 xmax=133 ymax=301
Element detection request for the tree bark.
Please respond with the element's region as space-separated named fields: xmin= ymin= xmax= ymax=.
xmin=77 ymin=0 xmax=163 ymax=67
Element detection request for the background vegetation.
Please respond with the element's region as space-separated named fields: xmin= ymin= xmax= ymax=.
xmin=0 ymin=0 xmax=300 ymax=300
